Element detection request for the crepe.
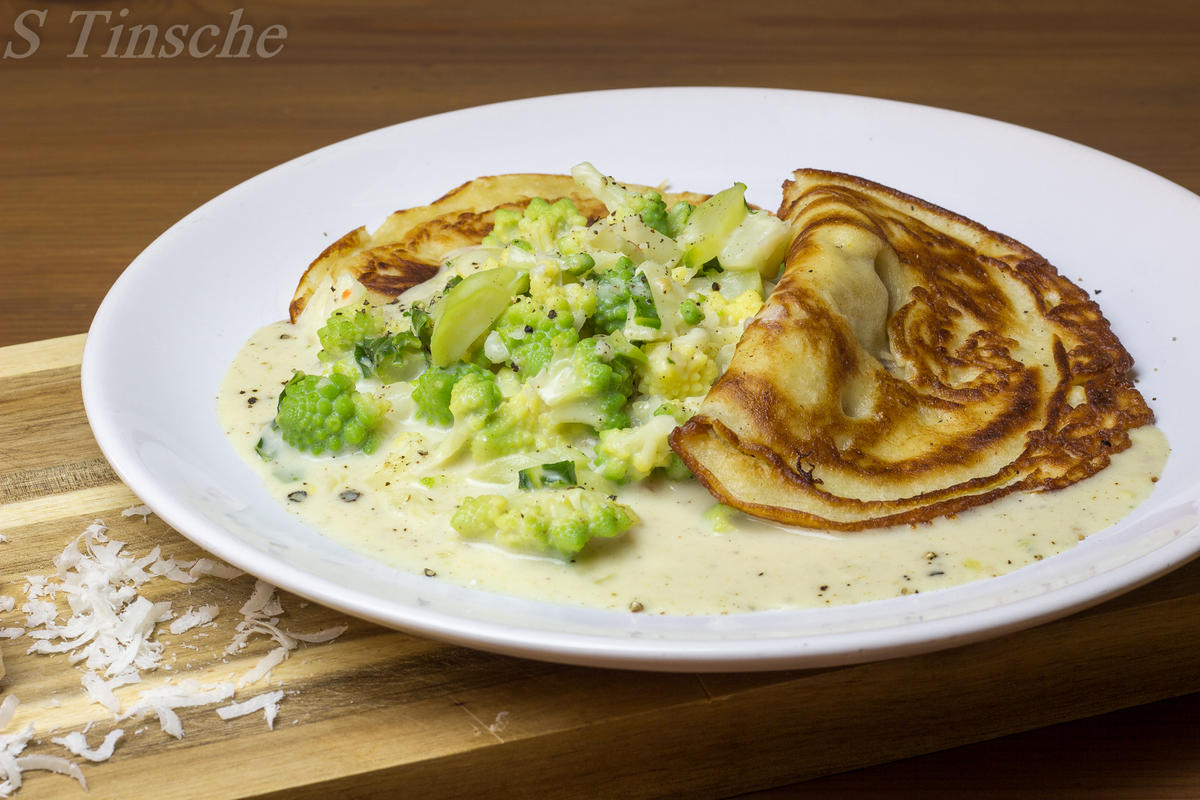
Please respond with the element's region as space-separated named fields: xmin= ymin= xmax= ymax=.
xmin=290 ymin=173 xmax=706 ymax=321
xmin=670 ymin=169 xmax=1154 ymax=530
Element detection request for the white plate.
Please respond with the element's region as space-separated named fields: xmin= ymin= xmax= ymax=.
xmin=82 ymin=87 xmax=1200 ymax=672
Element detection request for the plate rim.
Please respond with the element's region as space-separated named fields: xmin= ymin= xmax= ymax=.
xmin=81 ymin=85 xmax=1200 ymax=672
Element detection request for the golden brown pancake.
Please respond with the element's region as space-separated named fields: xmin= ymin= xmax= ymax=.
xmin=670 ymin=169 xmax=1154 ymax=530
xmin=290 ymin=173 xmax=706 ymax=321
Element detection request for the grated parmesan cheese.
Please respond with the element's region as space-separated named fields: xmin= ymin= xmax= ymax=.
xmin=168 ymin=605 xmax=220 ymax=635
xmin=50 ymin=729 xmax=124 ymax=762
xmin=121 ymin=680 xmax=236 ymax=739
xmin=0 ymin=710 xmax=88 ymax=797
xmin=216 ymin=690 xmax=285 ymax=729
xmin=0 ymin=517 xmax=349 ymax=795
xmin=120 ymin=504 xmax=154 ymax=521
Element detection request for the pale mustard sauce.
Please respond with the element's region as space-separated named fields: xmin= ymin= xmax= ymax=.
xmin=220 ymin=319 xmax=1169 ymax=615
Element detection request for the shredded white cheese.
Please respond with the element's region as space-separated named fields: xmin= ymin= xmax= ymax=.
xmin=216 ymin=690 xmax=285 ymax=729
xmin=168 ymin=605 xmax=220 ymax=635
xmin=224 ymin=580 xmax=347 ymax=688
xmin=0 ymin=517 xmax=349 ymax=795
xmin=81 ymin=670 xmax=141 ymax=714
xmin=49 ymin=729 xmax=124 ymax=762
xmin=120 ymin=504 xmax=154 ymax=521
xmin=0 ymin=698 xmax=17 ymax=731
xmin=237 ymin=646 xmax=289 ymax=690
xmin=0 ymin=715 xmax=88 ymax=797
xmin=121 ymin=680 xmax=236 ymax=740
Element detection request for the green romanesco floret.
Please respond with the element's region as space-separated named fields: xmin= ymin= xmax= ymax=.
xmin=470 ymin=335 xmax=635 ymax=462
xmin=471 ymin=384 xmax=550 ymax=461
xmin=449 ymin=368 xmax=502 ymax=421
xmin=570 ymin=161 xmax=670 ymax=235
xmin=665 ymin=201 xmax=695 ymax=239
xmin=451 ymin=488 xmax=639 ymax=557
xmin=274 ymin=370 xmax=389 ymax=456
xmin=423 ymin=365 xmax=505 ymax=462
xmin=482 ymin=197 xmax=587 ymax=253
xmin=529 ymin=336 xmax=635 ymax=431
xmin=317 ymin=307 xmax=385 ymax=362
xmin=625 ymin=190 xmax=669 ymax=236
xmin=591 ymin=414 xmax=679 ymax=484
xmin=528 ymin=262 xmax=598 ymax=325
xmin=492 ymin=295 xmax=580 ymax=378
xmin=411 ymin=363 xmax=496 ymax=427
xmin=590 ymin=257 xmax=635 ymax=335
xmin=588 ymin=257 xmax=660 ymax=336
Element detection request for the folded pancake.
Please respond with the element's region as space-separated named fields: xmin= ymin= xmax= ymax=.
xmin=290 ymin=173 xmax=706 ymax=321
xmin=670 ymin=169 xmax=1154 ymax=530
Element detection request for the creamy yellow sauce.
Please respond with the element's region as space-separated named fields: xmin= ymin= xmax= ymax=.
xmin=220 ymin=319 xmax=1169 ymax=616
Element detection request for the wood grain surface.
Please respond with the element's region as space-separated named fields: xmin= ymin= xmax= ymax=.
xmin=1 ymin=1 xmax=1198 ymax=796
xmin=1 ymin=335 xmax=1197 ymax=799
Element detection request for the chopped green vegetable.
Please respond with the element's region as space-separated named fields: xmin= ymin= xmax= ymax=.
xmin=678 ymin=182 xmax=748 ymax=271
xmin=411 ymin=363 xmax=496 ymax=427
xmin=482 ymin=196 xmax=587 ymax=253
xmin=275 ymin=370 xmax=389 ymax=455
xmin=354 ymin=331 xmax=425 ymax=383
xmin=317 ymin=307 xmax=385 ymax=362
xmin=518 ymin=460 xmax=578 ymax=490
xmin=404 ymin=303 xmax=433 ymax=350
xmin=589 ymin=256 xmax=660 ymax=335
xmin=258 ymin=164 xmax=790 ymax=559
xmin=591 ymin=414 xmax=679 ymax=483
xmin=678 ymin=297 xmax=704 ymax=326
xmin=564 ymin=252 xmax=596 ymax=276
xmin=430 ymin=266 xmax=529 ymax=367
xmin=665 ymin=201 xmax=695 ymax=238
xmin=703 ymin=503 xmax=738 ymax=533
xmin=452 ymin=488 xmax=638 ymax=557
xmin=492 ymin=294 xmax=580 ymax=378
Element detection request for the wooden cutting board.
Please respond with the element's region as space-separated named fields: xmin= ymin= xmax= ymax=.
xmin=2 ymin=334 xmax=1198 ymax=800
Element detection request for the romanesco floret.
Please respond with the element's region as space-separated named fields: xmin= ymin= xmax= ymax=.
xmin=492 ymin=295 xmax=580 ymax=377
xmin=275 ymin=370 xmax=389 ymax=456
xmin=530 ymin=336 xmax=635 ymax=431
xmin=411 ymin=363 xmax=495 ymax=427
xmin=666 ymin=201 xmax=695 ymax=239
xmin=570 ymin=162 xmax=670 ymax=236
xmin=529 ymin=262 xmax=598 ymax=325
xmin=471 ymin=384 xmax=549 ymax=461
xmin=451 ymin=488 xmax=638 ymax=557
xmin=421 ymin=366 xmax=506 ymax=463
xmin=591 ymin=414 xmax=679 ymax=484
xmin=625 ymin=190 xmax=669 ymax=236
xmin=317 ymin=307 xmax=385 ymax=362
xmin=590 ymin=257 xmax=635 ymax=335
xmin=448 ymin=368 xmax=502 ymax=421
xmin=482 ymin=197 xmax=587 ymax=253
xmin=638 ymin=329 xmax=718 ymax=400
xmin=588 ymin=257 xmax=660 ymax=336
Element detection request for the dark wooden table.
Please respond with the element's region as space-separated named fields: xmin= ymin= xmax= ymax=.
xmin=2 ymin=2 xmax=1197 ymax=796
